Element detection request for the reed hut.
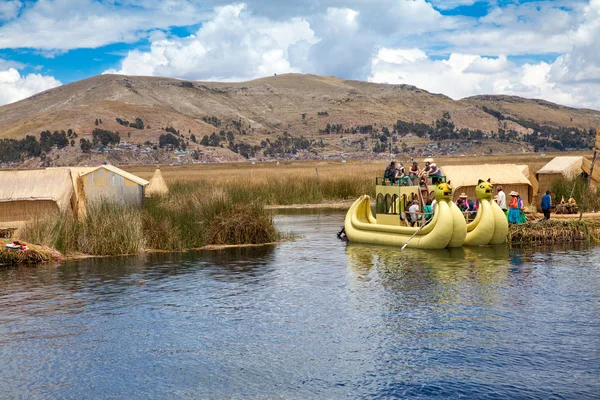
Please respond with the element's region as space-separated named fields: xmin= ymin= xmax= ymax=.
xmin=517 ymin=164 xmax=539 ymax=195
xmin=441 ymin=164 xmax=534 ymax=204
xmin=0 ymin=169 xmax=74 ymax=228
xmin=536 ymin=156 xmax=600 ymax=193
xmin=49 ymin=165 xmax=149 ymax=215
xmin=76 ymin=165 xmax=149 ymax=206
xmin=145 ymin=167 xmax=169 ymax=197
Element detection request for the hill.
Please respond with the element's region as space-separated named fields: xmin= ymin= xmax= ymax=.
xmin=0 ymin=73 xmax=599 ymax=166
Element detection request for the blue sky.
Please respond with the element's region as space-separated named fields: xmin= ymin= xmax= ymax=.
xmin=0 ymin=0 xmax=599 ymax=109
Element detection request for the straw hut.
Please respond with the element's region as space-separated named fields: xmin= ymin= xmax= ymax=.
xmin=441 ymin=164 xmax=534 ymax=204
xmin=536 ymin=156 xmax=600 ymax=193
xmin=517 ymin=165 xmax=539 ymax=195
xmin=145 ymin=167 xmax=169 ymax=197
xmin=0 ymin=169 xmax=74 ymax=228
xmin=76 ymin=165 xmax=149 ymax=206
xmin=50 ymin=165 xmax=149 ymax=213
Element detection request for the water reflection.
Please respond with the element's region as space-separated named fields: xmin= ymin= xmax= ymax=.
xmin=1 ymin=212 xmax=599 ymax=399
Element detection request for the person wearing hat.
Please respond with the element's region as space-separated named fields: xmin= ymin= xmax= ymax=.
xmin=541 ymin=190 xmax=552 ymax=220
xmin=508 ymin=191 xmax=524 ymax=224
xmin=496 ymin=185 xmax=507 ymax=212
xmin=456 ymin=193 xmax=469 ymax=212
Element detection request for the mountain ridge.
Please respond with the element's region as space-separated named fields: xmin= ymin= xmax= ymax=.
xmin=0 ymin=73 xmax=598 ymax=167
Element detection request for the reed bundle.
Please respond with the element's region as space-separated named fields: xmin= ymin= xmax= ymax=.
xmin=508 ymin=220 xmax=600 ymax=245
xmin=0 ymin=242 xmax=61 ymax=265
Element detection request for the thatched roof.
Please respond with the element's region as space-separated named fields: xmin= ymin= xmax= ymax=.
xmin=582 ymin=157 xmax=600 ymax=185
xmin=146 ymin=168 xmax=169 ymax=197
xmin=0 ymin=169 xmax=74 ymax=212
xmin=79 ymin=165 xmax=149 ymax=186
xmin=537 ymin=156 xmax=583 ymax=178
xmin=517 ymin=164 xmax=539 ymax=195
xmin=441 ymin=164 xmax=532 ymax=190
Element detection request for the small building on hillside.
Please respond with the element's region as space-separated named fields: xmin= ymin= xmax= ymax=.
xmin=0 ymin=169 xmax=74 ymax=228
xmin=536 ymin=156 xmax=600 ymax=193
xmin=441 ymin=164 xmax=534 ymax=204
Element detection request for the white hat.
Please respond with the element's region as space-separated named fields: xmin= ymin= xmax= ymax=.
xmin=430 ymin=163 xmax=436 ymax=167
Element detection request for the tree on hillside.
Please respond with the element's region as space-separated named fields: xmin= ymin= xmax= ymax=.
xmin=80 ymin=138 xmax=92 ymax=153
xmin=159 ymin=133 xmax=180 ymax=149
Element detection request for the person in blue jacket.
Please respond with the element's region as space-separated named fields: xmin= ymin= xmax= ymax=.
xmin=541 ymin=190 xmax=552 ymax=220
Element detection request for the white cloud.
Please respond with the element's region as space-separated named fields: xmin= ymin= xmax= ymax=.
xmin=368 ymin=46 xmax=600 ymax=109
xmin=0 ymin=68 xmax=61 ymax=105
xmin=429 ymin=0 xmax=477 ymax=10
xmin=0 ymin=0 xmax=22 ymax=20
xmin=105 ymin=4 xmax=316 ymax=81
xmin=0 ymin=0 xmax=210 ymax=50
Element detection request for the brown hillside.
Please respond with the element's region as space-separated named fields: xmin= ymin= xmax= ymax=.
xmin=1 ymin=73 xmax=599 ymax=153
xmin=463 ymin=95 xmax=600 ymax=130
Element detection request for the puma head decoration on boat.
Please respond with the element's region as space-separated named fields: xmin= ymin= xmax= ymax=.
xmin=435 ymin=181 xmax=453 ymax=201
xmin=476 ymin=179 xmax=494 ymax=200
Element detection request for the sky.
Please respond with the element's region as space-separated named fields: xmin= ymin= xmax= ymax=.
xmin=1 ymin=0 xmax=599 ymax=109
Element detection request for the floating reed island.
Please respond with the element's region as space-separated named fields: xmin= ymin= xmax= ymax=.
xmin=8 ymin=181 xmax=279 ymax=263
xmin=508 ymin=220 xmax=600 ymax=246
xmin=0 ymin=240 xmax=62 ymax=265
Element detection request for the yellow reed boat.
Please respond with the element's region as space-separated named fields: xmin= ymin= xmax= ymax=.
xmin=344 ymin=178 xmax=467 ymax=249
xmin=463 ymin=179 xmax=508 ymax=246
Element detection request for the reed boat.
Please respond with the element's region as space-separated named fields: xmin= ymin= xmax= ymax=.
xmin=344 ymin=178 xmax=467 ymax=249
xmin=463 ymin=179 xmax=508 ymax=246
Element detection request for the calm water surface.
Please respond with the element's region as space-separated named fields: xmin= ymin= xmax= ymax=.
xmin=1 ymin=211 xmax=599 ymax=399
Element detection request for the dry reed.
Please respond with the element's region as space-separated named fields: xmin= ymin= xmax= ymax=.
xmin=508 ymin=220 xmax=600 ymax=245
xmin=0 ymin=241 xmax=61 ymax=265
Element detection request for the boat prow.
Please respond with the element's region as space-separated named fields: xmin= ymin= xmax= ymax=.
xmin=344 ymin=195 xmax=457 ymax=249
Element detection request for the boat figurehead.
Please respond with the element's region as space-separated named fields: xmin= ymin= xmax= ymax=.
xmin=476 ymin=179 xmax=494 ymax=200
xmin=435 ymin=181 xmax=453 ymax=201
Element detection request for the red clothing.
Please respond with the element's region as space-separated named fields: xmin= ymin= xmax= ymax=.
xmin=509 ymin=197 xmax=523 ymax=209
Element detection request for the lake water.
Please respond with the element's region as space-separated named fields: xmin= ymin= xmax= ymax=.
xmin=1 ymin=211 xmax=599 ymax=399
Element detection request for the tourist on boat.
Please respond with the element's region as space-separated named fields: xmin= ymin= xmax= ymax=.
xmin=456 ymin=193 xmax=468 ymax=206
xmin=384 ymin=161 xmax=402 ymax=184
xmin=508 ymin=191 xmax=524 ymax=224
xmin=408 ymin=200 xmax=420 ymax=226
xmin=409 ymin=161 xmax=420 ymax=176
xmin=457 ymin=198 xmax=468 ymax=212
xmin=468 ymin=198 xmax=479 ymax=218
xmin=409 ymin=161 xmax=421 ymax=185
xmin=424 ymin=199 xmax=433 ymax=221
xmin=496 ymin=185 xmax=507 ymax=212
xmin=541 ymin=190 xmax=552 ymax=220
xmin=428 ymin=163 xmax=442 ymax=177
xmin=423 ymin=159 xmax=432 ymax=174
xmin=398 ymin=162 xmax=406 ymax=175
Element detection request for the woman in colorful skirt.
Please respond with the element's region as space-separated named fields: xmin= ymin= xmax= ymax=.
xmin=507 ymin=191 xmax=524 ymax=224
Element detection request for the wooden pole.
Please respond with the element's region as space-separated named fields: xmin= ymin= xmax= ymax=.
xmin=579 ymin=150 xmax=598 ymax=220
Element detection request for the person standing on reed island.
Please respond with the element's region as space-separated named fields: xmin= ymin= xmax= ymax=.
xmin=508 ymin=191 xmax=524 ymax=224
xmin=496 ymin=185 xmax=507 ymax=212
xmin=541 ymin=190 xmax=552 ymax=220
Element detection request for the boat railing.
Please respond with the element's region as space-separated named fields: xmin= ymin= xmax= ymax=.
xmin=376 ymin=175 xmax=447 ymax=186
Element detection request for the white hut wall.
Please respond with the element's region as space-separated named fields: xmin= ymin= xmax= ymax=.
xmin=82 ymin=168 xmax=145 ymax=206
